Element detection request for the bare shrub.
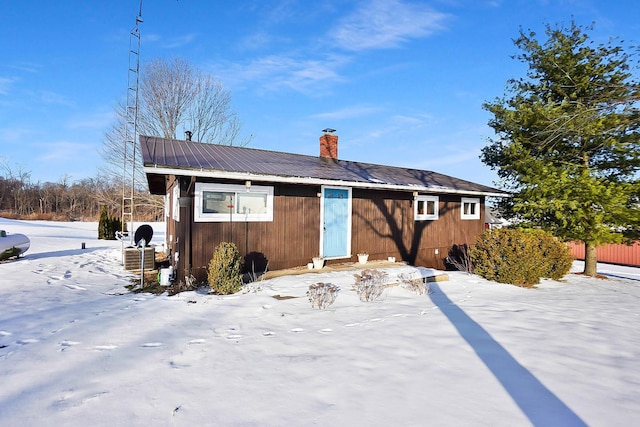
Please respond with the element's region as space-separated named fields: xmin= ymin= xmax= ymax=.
xmin=243 ymin=252 xmax=269 ymax=282
xmin=307 ymin=282 xmax=339 ymax=309
xmin=353 ymin=269 xmax=388 ymax=302
xmin=167 ymin=275 xmax=198 ymax=296
xmin=398 ymin=272 xmax=432 ymax=295
xmin=243 ymin=275 xmax=264 ymax=294
xmin=444 ymin=243 xmax=473 ymax=273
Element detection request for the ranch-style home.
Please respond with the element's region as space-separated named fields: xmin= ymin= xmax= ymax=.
xmin=141 ymin=130 xmax=507 ymax=284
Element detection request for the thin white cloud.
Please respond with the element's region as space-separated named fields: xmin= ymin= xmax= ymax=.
xmin=238 ymin=31 xmax=275 ymax=51
xmin=216 ymin=54 xmax=350 ymax=94
xmin=0 ymin=77 xmax=17 ymax=95
xmin=0 ymin=127 xmax=36 ymax=143
xmin=142 ymin=32 xmax=196 ymax=48
xmin=391 ymin=113 xmax=434 ymax=126
xmin=332 ymin=0 xmax=450 ymax=51
xmin=36 ymin=140 xmax=96 ymax=162
xmin=8 ymin=62 xmax=40 ymax=73
xmin=65 ymin=111 xmax=115 ymax=130
xmin=143 ymin=33 xmax=161 ymax=43
xmin=163 ymin=33 xmax=197 ymax=49
xmin=310 ymin=105 xmax=384 ymax=120
xmin=412 ymin=146 xmax=481 ymax=169
xmin=37 ymin=90 xmax=75 ymax=107
xmin=342 ymin=112 xmax=441 ymax=150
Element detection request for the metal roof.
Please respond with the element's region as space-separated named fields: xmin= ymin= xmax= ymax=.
xmin=140 ymin=135 xmax=508 ymax=197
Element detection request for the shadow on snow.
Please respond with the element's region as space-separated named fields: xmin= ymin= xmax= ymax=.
xmin=428 ymin=282 xmax=587 ymax=427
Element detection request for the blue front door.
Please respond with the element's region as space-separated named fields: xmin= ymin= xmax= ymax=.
xmin=322 ymin=187 xmax=350 ymax=258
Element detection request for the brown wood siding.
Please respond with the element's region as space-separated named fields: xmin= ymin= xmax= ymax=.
xmin=187 ymin=183 xmax=321 ymax=282
xmin=351 ymin=190 xmax=484 ymax=269
xmin=170 ymin=178 xmax=486 ymax=283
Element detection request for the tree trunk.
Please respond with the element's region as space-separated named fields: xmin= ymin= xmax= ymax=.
xmin=583 ymin=242 xmax=598 ymax=276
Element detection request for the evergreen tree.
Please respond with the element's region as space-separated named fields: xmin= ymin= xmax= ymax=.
xmin=98 ymin=206 xmax=125 ymax=240
xmin=98 ymin=206 xmax=109 ymax=240
xmin=482 ymin=22 xmax=640 ymax=276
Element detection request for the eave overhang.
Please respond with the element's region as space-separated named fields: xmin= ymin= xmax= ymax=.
xmin=143 ymin=165 xmax=510 ymax=198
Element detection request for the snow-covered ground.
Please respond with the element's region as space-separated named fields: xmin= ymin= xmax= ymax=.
xmin=0 ymin=218 xmax=638 ymax=426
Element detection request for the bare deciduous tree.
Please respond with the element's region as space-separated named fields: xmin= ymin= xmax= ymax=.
xmin=140 ymin=57 xmax=252 ymax=144
xmin=101 ymin=57 xmax=251 ymax=185
xmin=138 ymin=57 xmax=198 ymax=140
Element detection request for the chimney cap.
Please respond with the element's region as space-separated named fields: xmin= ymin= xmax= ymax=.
xmin=322 ymin=128 xmax=336 ymax=134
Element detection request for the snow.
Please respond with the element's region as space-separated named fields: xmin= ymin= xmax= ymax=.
xmin=0 ymin=218 xmax=639 ymax=426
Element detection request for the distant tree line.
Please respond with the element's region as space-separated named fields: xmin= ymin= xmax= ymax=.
xmin=0 ymin=164 xmax=162 ymax=221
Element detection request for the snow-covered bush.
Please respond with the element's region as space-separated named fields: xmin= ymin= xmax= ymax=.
xmin=207 ymin=242 xmax=242 ymax=294
xmin=307 ymin=282 xmax=339 ymax=309
xmin=470 ymin=228 xmax=572 ymax=286
xmin=353 ymin=269 xmax=388 ymax=302
xmin=398 ymin=272 xmax=431 ymax=295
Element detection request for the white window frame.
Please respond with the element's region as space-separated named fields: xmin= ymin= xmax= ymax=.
xmin=461 ymin=197 xmax=480 ymax=220
xmin=194 ymin=182 xmax=274 ymax=222
xmin=414 ymin=195 xmax=439 ymax=221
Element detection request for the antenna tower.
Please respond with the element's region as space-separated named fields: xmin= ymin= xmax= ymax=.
xmin=122 ymin=1 xmax=143 ymax=246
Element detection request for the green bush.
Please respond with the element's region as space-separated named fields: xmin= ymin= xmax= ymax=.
xmin=207 ymin=242 xmax=243 ymax=295
xmin=529 ymin=229 xmax=574 ymax=280
xmin=469 ymin=228 xmax=572 ymax=287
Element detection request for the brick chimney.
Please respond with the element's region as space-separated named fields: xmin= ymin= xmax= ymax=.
xmin=319 ymin=128 xmax=338 ymax=160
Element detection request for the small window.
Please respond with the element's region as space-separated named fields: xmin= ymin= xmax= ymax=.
xmin=415 ymin=195 xmax=438 ymax=221
xmin=461 ymin=197 xmax=480 ymax=220
xmin=195 ymin=183 xmax=273 ymax=222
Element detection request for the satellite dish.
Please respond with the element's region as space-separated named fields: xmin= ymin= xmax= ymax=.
xmin=134 ymin=224 xmax=153 ymax=247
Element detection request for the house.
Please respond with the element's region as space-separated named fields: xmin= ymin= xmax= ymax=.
xmin=485 ymin=205 xmax=508 ymax=229
xmin=141 ymin=131 xmax=508 ymax=284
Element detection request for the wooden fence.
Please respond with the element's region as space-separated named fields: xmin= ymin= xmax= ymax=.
xmin=567 ymin=241 xmax=640 ymax=267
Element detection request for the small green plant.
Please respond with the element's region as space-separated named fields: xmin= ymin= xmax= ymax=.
xmin=307 ymin=282 xmax=340 ymax=309
xmin=207 ymin=242 xmax=243 ymax=295
xmin=0 ymin=246 xmax=21 ymax=261
xmin=353 ymin=269 xmax=388 ymax=301
xmin=470 ymin=228 xmax=572 ymax=287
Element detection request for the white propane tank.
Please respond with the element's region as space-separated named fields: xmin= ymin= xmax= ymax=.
xmin=0 ymin=230 xmax=30 ymax=260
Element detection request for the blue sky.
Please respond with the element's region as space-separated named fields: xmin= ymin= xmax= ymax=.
xmin=1 ymin=0 xmax=638 ymax=187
